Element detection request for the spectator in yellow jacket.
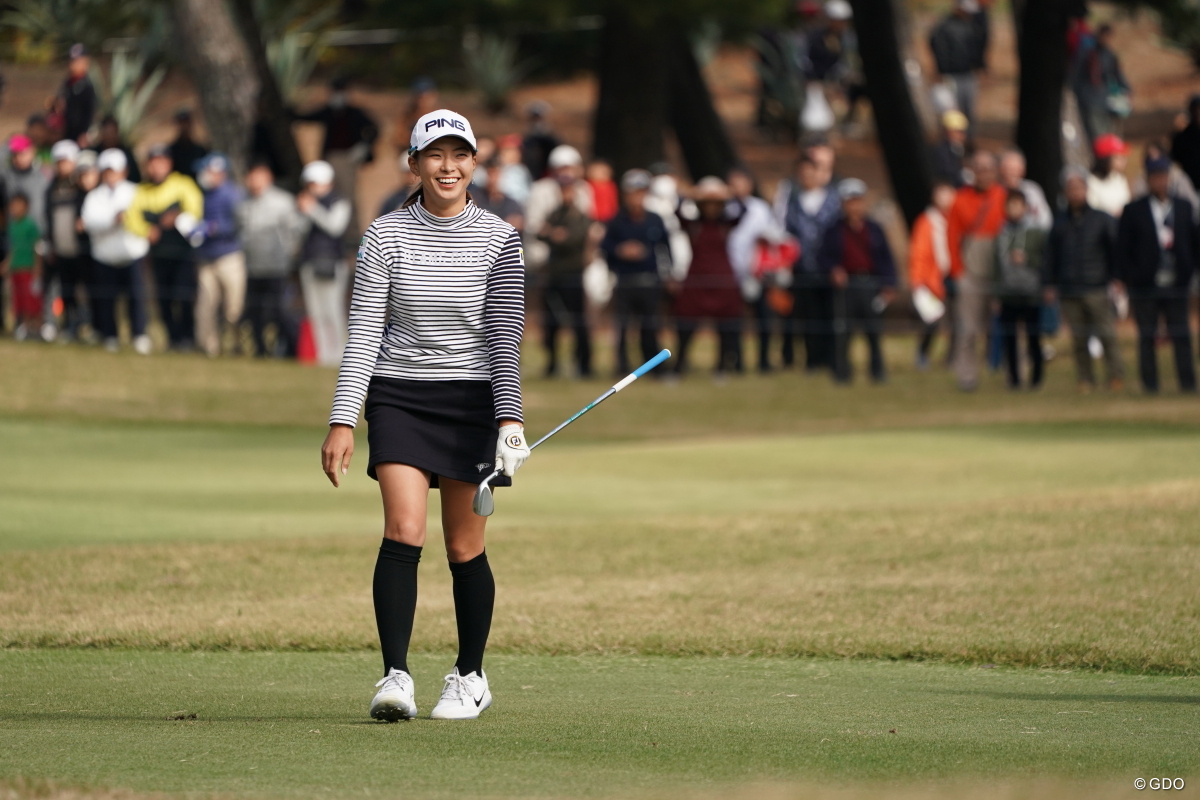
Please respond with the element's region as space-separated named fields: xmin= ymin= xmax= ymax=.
xmin=125 ymin=144 xmax=204 ymax=350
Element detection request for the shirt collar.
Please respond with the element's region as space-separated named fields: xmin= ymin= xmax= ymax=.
xmin=408 ymin=196 xmax=483 ymax=231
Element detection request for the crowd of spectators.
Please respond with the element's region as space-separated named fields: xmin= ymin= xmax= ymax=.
xmin=4 ymin=21 xmax=1200 ymax=396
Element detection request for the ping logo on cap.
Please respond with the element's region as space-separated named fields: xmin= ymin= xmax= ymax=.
xmin=425 ymin=117 xmax=467 ymax=133
xmin=411 ymin=109 xmax=477 ymax=153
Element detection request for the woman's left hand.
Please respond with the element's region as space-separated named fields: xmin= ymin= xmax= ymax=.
xmin=322 ymin=424 xmax=355 ymax=488
xmin=495 ymin=423 xmax=530 ymax=477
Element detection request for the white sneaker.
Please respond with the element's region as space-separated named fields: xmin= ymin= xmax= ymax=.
xmin=430 ymin=667 xmax=491 ymax=720
xmin=104 ymin=337 xmax=120 ymax=353
xmin=369 ymin=668 xmax=417 ymax=722
xmin=13 ymin=324 xmax=28 ymax=342
xmin=133 ymin=334 xmax=153 ymax=356
xmin=40 ymin=322 xmax=58 ymax=342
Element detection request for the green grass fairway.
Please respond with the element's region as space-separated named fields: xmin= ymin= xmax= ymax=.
xmin=1 ymin=651 xmax=1196 ymax=799
xmin=1 ymin=417 xmax=1199 ymax=670
xmin=3 ymin=340 xmax=1200 ymax=797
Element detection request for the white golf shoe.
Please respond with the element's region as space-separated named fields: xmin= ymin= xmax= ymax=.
xmin=369 ymin=668 xmax=417 ymax=722
xmin=430 ymin=667 xmax=491 ymax=720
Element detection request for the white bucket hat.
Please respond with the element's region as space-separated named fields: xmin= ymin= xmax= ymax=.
xmin=826 ymin=0 xmax=853 ymax=20
xmin=97 ymin=148 xmax=127 ymax=173
xmin=301 ymin=160 xmax=335 ymax=186
xmin=547 ymin=144 xmax=583 ymax=169
xmin=52 ymin=139 xmax=81 ymax=163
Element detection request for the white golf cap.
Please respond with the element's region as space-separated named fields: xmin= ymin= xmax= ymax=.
xmin=97 ymin=148 xmax=127 ymax=173
xmin=826 ymin=0 xmax=853 ymax=20
xmin=547 ymin=144 xmax=583 ymax=169
xmin=301 ymin=160 xmax=335 ymax=186
xmin=51 ymin=139 xmax=80 ymax=163
xmin=409 ymin=109 xmax=477 ymax=154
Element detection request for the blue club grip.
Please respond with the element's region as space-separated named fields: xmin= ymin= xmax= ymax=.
xmin=631 ymin=349 xmax=672 ymax=378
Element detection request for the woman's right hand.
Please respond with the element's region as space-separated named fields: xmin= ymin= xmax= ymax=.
xmin=321 ymin=424 xmax=355 ymax=487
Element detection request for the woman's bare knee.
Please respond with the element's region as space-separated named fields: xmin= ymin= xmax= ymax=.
xmin=376 ymin=463 xmax=431 ymax=546
xmin=444 ymin=536 xmax=484 ymax=563
xmin=439 ymin=478 xmax=486 ymax=562
xmin=383 ymin=518 xmax=426 ymax=546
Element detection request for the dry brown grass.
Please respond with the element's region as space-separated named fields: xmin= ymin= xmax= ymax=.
xmin=3 ymin=339 xmax=1200 ymax=441
xmin=3 ymin=339 xmax=1199 ymax=673
xmin=3 ymin=479 xmax=1197 ymax=672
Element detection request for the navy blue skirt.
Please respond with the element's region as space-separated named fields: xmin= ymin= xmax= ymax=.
xmin=364 ymin=377 xmax=512 ymax=488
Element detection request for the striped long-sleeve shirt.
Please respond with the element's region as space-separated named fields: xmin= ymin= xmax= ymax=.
xmin=328 ymin=199 xmax=525 ymax=427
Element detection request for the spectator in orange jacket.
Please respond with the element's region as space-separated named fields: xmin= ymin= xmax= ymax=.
xmin=947 ymin=151 xmax=1007 ymax=390
xmin=909 ymin=181 xmax=958 ymax=368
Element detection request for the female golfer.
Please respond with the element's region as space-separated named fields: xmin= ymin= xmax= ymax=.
xmin=321 ymin=109 xmax=528 ymax=721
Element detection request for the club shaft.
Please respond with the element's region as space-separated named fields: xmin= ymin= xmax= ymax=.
xmin=529 ymin=387 xmax=616 ymax=450
xmin=480 ymin=349 xmax=670 ymax=489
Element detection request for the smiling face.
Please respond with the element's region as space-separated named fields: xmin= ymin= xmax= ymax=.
xmin=410 ymin=136 xmax=476 ymax=213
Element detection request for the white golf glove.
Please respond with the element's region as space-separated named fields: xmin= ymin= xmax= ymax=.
xmin=495 ymin=424 xmax=530 ymax=477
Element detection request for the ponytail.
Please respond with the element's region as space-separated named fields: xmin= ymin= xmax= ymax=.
xmin=401 ymin=186 xmax=423 ymax=209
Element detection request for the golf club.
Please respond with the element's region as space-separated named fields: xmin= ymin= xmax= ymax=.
xmin=472 ymin=348 xmax=672 ymax=516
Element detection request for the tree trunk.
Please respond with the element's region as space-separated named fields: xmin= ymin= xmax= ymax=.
xmin=592 ymin=9 xmax=667 ymax=177
xmin=666 ymin=33 xmax=738 ymax=181
xmin=847 ymin=0 xmax=932 ymax=228
xmin=228 ymin=1 xmax=305 ymax=191
xmin=1014 ymin=0 xmax=1083 ymax=201
xmin=168 ymin=0 xmax=259 ymax=177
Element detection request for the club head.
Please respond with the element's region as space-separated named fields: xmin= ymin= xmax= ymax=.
xmin=472 ymin=484 xmax=495 ymax=517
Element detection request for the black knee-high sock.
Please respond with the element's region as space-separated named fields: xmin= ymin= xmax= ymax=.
xmin=450 ymin=551 xmax=494 ymax=676
xmin=373 ymin=538 xmax=421 ymax=676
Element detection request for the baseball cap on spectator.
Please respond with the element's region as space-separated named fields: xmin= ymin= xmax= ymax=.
xmin=301 ymin=160 xmax=335 ymax=186
xmin=547 ymin=145 xmax=583 ymax=170
xmin=1145 ymin=154 xmax=1173 ymax=174
xmin=1060 ymin=164 xmax=1090 ymax=185
xmin=69 ymin=43 xmax=87 ymax=60
xmin=694 ymin=176 xmax=732 ymax=201
xmin=409 ymin=109 xmax=477 ymax=155
xmin=825 ymin=0 xmax=852 ymax=20
xmin=51 ymin=140 xmax=80 ymax=163
xmin=97 ymin=148 xmax=127 ymax=173
xmin=1093 ymin=133 xmax=1128 ymax=159
xmin=621 ymin=169 xmax=653 ymax=192
xmin=76 ymin=149 xmax=98 ymax=171
xmin=8 ymin=134 xmax=32 ymax=153
xmin=838 ymin=177 xmax=868 ymax=200
xmin=941 ymin=110 xmax=969 ymax=132
xmin=197 ymin=153 xmax=229 ymax=174
xmin=957 ymin=0 xmax=981 ymax=11
xmin=147 ymin=143 xmax=171 ymax=161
